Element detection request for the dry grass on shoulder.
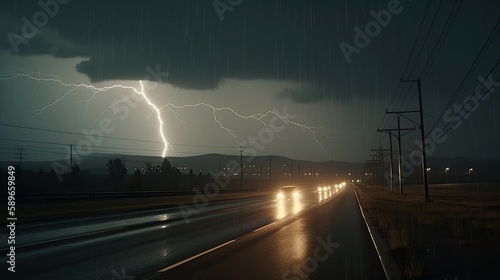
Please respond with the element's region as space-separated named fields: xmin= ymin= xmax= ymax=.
xmin=356 ymin=183 xmax=500 ymax=279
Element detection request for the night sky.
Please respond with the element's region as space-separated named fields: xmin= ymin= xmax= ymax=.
xmin=0 ymin=0 xmax=499 ymax=164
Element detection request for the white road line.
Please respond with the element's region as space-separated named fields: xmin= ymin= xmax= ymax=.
xmin=252 ymin=221 xmax=277 ymax=232
xmin=0 ymin=227 xmax=128 ymax=251
xmin=157 ymin=239 xmax=237 ymax=272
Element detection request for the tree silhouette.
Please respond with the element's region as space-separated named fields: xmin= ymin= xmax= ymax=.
xmin=107 ymin=158 xmax=127 ymax=189
xmin=71 ymin=163 xmax=80 ymax=176
xmin=160 ymin=158 xmax=174 ymax=186
xmin=161 ymin=158 xmax=172 ymax=174
xmin=129 ymin=168 xmax=143 ymax=191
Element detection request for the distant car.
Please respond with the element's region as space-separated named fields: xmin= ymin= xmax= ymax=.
xmin=277 ymin=185 xmax=300 ymax=202
xmin=316 ymin=185 xmax=331 ymax=192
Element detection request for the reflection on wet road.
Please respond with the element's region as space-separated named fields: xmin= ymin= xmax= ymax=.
xmin=149 ymin=184 xmax=385 ymax=280
xmin=2 ymin=184 xmax=349 ymax=280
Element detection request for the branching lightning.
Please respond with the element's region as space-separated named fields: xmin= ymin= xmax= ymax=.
xmin=0 ymin=72 xmax=169 ymax=157
xmin=0 ymin=71 xmax=332 ymax=157
xmin=161 ymin=102 xmax=332 ymax=154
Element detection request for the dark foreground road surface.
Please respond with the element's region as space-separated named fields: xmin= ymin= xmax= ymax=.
xmin=1 ymin=184 xmax=385 ymax=280
xmin=145 ymin=185 xmax=386 ymax=280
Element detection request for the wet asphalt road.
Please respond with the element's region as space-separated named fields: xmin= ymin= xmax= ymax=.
xmin=1 ymin=184 xmax=385 ymax=280
xmin=146 ymin=184 xmax=386 ymax=280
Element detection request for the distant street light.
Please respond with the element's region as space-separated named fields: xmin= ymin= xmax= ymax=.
xmin=426 ymin=168 xmax=431 ymax=184
xmin=468 ymin=168 xmax=473 ymax=183
xmin=445 ymin=167 xmax=449 ymax=184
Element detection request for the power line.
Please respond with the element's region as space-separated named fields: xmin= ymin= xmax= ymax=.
xmin=0 ymin=123 xmax=238 ymax=149
xmin=400 ymin=0 xmax=433 ymax=80
xmin=427 ymin=18 xmax=500 ymax=130
xmin=426 ymin=59 xmax=500 ymax=145
xmin=386 ymin=0 xmax=432 ymax=111
xmin=371 ymin=0 xmax=436 ymax=154
xmin=403 ymin=19 xmax=500 ymax=152
xmin=404 ymin=0 xmax=445 ymax=80
xmin=0 ymin=138 xmax=241 ymax=157
xmin=398 ymin=0 xmax=463 ymax=114
xmin=374 ymin=0 xmax=481 ymax=159
xmin=0 ymin=123 xmax=161 ymax=144
xmin=390 ymin=0 xmax=444 ymax=113
xmin=393 ymin=0 xmax=455 ymax=114
xmin=420 ymin=0 xmax=464 ymax=82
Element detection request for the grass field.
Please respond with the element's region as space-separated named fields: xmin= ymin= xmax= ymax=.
xmin=355 ymin=182 xmax=500 ymax=279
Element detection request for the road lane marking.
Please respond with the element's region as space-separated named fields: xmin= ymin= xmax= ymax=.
xmin=252 ymin=221 xmax=277 ymax=232
xmin=0 ymin=227 xmax=128 ymax=251
xmin=157 ymin=239 xmax=237 ymax=272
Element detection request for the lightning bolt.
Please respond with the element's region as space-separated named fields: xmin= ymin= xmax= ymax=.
xmin=137 ymin=80 xmax=168 ymax=157
xmin=162 ymin=102 xmax=332 ymax=154
xmin=0 ymin=71 xmax=332 ymax=157
xmin=0 ymin=71 xmax=169 ymax=157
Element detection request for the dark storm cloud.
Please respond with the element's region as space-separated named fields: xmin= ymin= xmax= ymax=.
xmin=1 ymin=0 xmax=499 ymax=103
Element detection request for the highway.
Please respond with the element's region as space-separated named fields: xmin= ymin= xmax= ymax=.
xmin=1 ymin=184 xmax=385 ymax=279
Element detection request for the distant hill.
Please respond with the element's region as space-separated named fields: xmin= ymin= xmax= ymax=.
xmin=1 ymin=154 xmax=498 ymax=183
xmin=0 ymin=153 xmax=362 ymax=182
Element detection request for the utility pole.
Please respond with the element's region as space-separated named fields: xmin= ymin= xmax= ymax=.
xmin=14 ymin=148 xmax=26 ymax=168
xmin=389 ymin=137 xmax=394 ymax=191
xmin=398 ymin=78 xmax=429 ymax=201
xmin=371 ymin=147 xmax=390 ymax=187
xmin=377 ymin=126 xmax=415 ymax=192
xmin=269 ymin=155 xmax=272 ymax=183
xmin=370 ymin=154 xmax=378 ymax=185
xmin=69 ymin=144 xmax=73 ymax=169
xmin=239 ymin=146 xmax=244 ymax=189
xmin=397 ymin=116 xmax=403 ymax=194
